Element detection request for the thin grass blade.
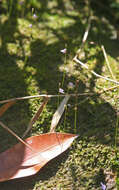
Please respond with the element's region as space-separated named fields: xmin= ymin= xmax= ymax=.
xmin=0 ymin=101 xmax=16 ymax=117
xmin=50 ymin=95 xmax=70 ymax=132
xmin=22 ymin=97 xmax=49 ymax=138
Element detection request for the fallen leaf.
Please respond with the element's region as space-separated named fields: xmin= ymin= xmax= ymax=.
xmin=0 ymin=132 xmax=78 ymax=182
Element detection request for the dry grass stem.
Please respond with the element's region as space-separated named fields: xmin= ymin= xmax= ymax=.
xmin=0 ymin=84 xmax=119 ymax=106
xmin=99 ymin=84 xmax=119 ymax=94
xmin=0 ymin=93 xmax=94 ymax=104
xmin=0 ymin=121 xmax=35 ymax=152
xmin=73 ymin=56 xmax=119 ymax=85
xmin=101 ymin=45 xmax=116 ymax=80
xmin=77 ymin=16 xmax=91 ymax=55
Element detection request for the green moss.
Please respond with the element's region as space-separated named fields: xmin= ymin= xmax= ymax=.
xmin=0 ymin=0 xmax=119 ymax=189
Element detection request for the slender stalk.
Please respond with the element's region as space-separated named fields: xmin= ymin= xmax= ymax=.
xmin=61 ymin=49 xmax=67 ymax=87
xmin=64 ymin=105 xmax=67 ymax=130
xmin=74 ymin=80 xmax=79 ymax=132
xmin=24 ymin=55 xmax=28 ymax=65
xmin=74 ymin=107 xmax=77 ymax=132
xmin=57 ymin=83 xmax=61 ymax=108
xmin=115 ymin=86 xmax=119 ymax=155
xmin=114 ymin=116 xmax=119 ymax=155
xmin=9 ymin=0 xmax=13 ymax=17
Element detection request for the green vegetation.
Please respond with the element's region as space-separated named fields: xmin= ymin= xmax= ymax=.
xmin=0 ymin=0 xmax=119 ymax=189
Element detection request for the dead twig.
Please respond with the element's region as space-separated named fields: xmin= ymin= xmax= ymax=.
xmin=101 ymin=45 xmax=116 ymax=80
xmin=0 ymin=84 xmax=119 ymax=106
xmin=0 ymin=93 xmax=94 ymax=104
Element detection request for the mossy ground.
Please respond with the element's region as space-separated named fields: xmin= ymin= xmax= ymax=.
xmin=0 ymin=0 xmax=119 ymax=189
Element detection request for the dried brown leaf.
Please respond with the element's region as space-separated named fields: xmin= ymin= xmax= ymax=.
xmin=0 ymin=132 xmax=78 ymax=182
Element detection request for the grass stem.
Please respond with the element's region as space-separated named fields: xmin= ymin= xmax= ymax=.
xmin=61 ymin=50 xmax=67 ymax=87
xmin=9 ymin=0 xmax=13 ymax=17
xmin=114 ymin=116 xmax=119 ymax=155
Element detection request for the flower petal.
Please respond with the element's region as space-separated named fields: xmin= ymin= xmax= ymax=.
xmin=60 ymin=48 xmax=67 ymax=54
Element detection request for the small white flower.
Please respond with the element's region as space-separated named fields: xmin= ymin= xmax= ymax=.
xmin=60 ymin=48 xmax=67 ymax=54
xmin=64 ymin=67 xmax=69 ymax=73
xmin=89 ymin=41 xmax=95 ymax=45
xmin=67 ymin=82 xmax=75 ymax=89
xmin=33 ymin=14 xmax=37 ymax=19
xmin=59 ymin=88 xmax=65 ymax=94
xmin=100 ymin=182 xmax=106 ymax=190
xmin=29 ymin=24 xmax=32 ymax=28
xmin=19 ymin=1 xmax=24 ymax=5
